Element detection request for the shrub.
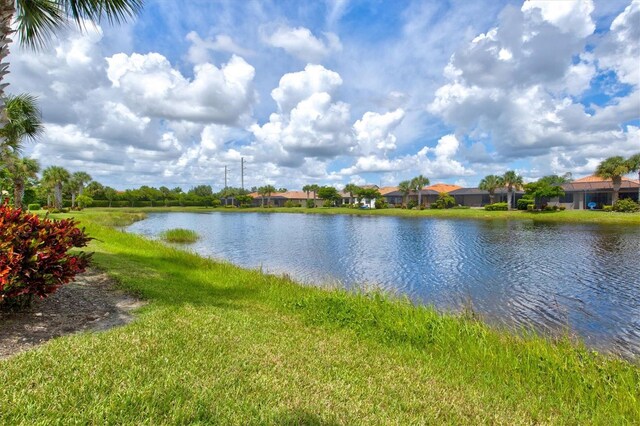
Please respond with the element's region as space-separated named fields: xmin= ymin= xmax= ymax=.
xmin=407 ymin=200 xmax=417 ymax=210
xmin=76 ymin=195 xmax=93 ymax=209
xmin=374 ymin=198 xmax=387 ymax=209
xmin=526 ymin=204 xmax=535 ymax=211
xmin=0 ymin=203 xmax=92 ymax=304
xmin=484 ymin=202 xmax=508 ymax=211
xmin=517 ymin=197 xmax=534 ymax=210
xmin=452 ymin=205 xmax=470 ymax=209
xmin=322 ymin=200 xmax=333 ymax=208
xmin=602 ymin=205 xmax=613 ymax=212
xmin=306 ymin=199 xmax=315 ymax=208
xmin=27 ymin=203 xmax=41 ymax=210
xmin=612 ymin=198 xmax=639 ymax=213
xmin=559 ymin=206 xmax=566 ymax=211
xmin=433 ymin=193 xmax=455 ymax=209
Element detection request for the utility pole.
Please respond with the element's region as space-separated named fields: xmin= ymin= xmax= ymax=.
xmin=241 ymin=157 xmax=245 ymax=190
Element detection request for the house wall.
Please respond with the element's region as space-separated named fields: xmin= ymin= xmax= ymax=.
xmin=453 ymin=194 xmax=487 ymax=207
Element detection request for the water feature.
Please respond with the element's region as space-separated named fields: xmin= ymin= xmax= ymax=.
xmin=126 ymin=212 xmax=640 ymax=358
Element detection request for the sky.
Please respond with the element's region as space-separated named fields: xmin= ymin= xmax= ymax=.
xmin=8 ymin=0 xmax=640 ymax=191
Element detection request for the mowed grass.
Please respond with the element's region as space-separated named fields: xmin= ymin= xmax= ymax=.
xmin=159 ymin=228 xmax=199 ymax=243
xmin=91 ymin=205 xmax=640 ymax=225
xmin=1 ymin=211 xmax=638 ymax=424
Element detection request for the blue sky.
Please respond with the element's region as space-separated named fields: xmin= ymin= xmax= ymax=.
xmin=9 ymin=0 xmax=639 ymax=190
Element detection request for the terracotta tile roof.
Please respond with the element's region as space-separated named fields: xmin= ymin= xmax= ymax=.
xmin=573 ymin=175 xmax=639 ymax=184
xmin=562 ymin=180 xmax=640 ymax=191
xmin=424 ymin=183 xmax=463 ymax=193
xmin=378 ymin=186 xmax=399 ymax=195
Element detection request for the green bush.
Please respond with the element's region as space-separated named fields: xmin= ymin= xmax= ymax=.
xmin=322 ymin=200 xmax=333 ymax=208
xmin=306 ymin=199 xmax=315 ymax=208
xmin=517 ymin=197 xmax=534 ymax=210
xmin=407 ymin=200 xmax=417 ymax=210
xmin=27 ymin=203 xmax=41 ymax=210
xmin=602 ymin=205 xmax=613 ymax=212
xmin=284 ymin=200 xmax=301 ymax=208
xmin=484 ymin=202 xmax=508 ymax=211
xmin=452 ymin=205 xmax=470 ymax=209
xmin=526 ymin=204 xmax=535 ymax=211
xmin=374 ymin=198 xmax=387 ymax=209
xmin=432 ymin=193 xmax=455 ymax=209
xmin=76 ymin=195 xmax=93 ymax=209
xmin=612 ymin=198 xmax=639 ymax=213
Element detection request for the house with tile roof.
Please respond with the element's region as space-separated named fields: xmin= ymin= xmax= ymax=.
xmin=550 ymin=175 xmax=640 ymax=209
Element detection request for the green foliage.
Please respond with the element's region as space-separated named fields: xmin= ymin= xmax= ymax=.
xmin=407 ymin=200 xmax=417 ymax=210
xmin=284 ymin=200 xmax=301 ymax=208
xmin=374 ymin=197 xmax=387 ymax=209
xmin=602 ymin=205 xmax=613 ymax=212
xmin=27 ymin=203 xmax=41 ymax=210
xmin=159 ymin=228 xmax=199 ymax=244
xmin=76 ymin=194 xmax=93 ymax=209
xmin=517 ymin=197 xmax=535 ymax=210
xmin=433 ymin=192 xmax=455 ymax=209
xmin=524 ymin=176 xmax=566 ymax=202
xmin=322 ymin=200 xmax=333 ymax=208
xmin=317 ymin=186 xmax=340 ymax=204
xmin=612 ymin=198 xmax=639 ymax=212
xmin=306 ymin=199 xmax=315 ymax=208
xmin=484 ymin=202 xmax=508 ymax=211
xmin=235 ymin=194 xmax=253 ymax=207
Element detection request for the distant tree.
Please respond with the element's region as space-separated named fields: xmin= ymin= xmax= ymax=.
xmin=123 ymin=189 xmax=140 ymax=207
xmin=235 ymin=194 xmax=253 ymax=207
xmin=344 ymin=183 xmax=360 ymax=205
xmin=595 ymin=154 xmax=640 ymax=204
xmin=317 ymin=186 xmax=340 ymax=206
xmin=189 ymin=185 xmax=213 ymax=198
xmin=76 ymin=194 xmax=93 ymax=209
xmin=257 ymin=185 xmax=276 ymax=207
xmin=66 ymin=171 xmax=91 ymax=207
xmin=398 ymin=180 xmax=411 ymax=207
xmin=41 ymin=166 xmax=70 ymax=209
xmin=524 ymin=176 xmax=566 ymax=208
xmin=277 ymin=187 xmax=287 ymax=193
xmin=355 ymin=187 xmax=381 ymax=207
xmin=410 ymin=175 xmax=429 ymax=207
xmin=478 ymin=175 xmax=504 ymax=205
xmin=309 ymin=184 xmax=320 ymax=204
xmin=7 ymin=156 xmax=39 ymax=208
xmin=502 ymin=170 xmax=523 ymax=210
xmin=84 ymin=181 xmax=105 ymax=199
xmin=104 ymin=187 xmax=117 ymax=207
xmin=302 ymin=184 xmax=312 ymax=204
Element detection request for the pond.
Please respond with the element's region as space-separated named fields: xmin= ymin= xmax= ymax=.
xmin=126 ymin=212 xmax=640 ymax=358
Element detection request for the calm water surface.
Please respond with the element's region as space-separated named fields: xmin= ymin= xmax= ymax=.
xmin=127 ymin=212 xmax=640 ymax=358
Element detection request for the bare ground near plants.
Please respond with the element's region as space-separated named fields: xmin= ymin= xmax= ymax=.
xmin=0 ymin=269 xmax=144 ymax=359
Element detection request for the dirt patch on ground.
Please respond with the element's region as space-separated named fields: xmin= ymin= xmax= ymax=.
xmin=0 ymin=269 xmax=145 ymax=359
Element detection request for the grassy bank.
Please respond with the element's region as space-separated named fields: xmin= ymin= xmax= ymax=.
xmin=1 ymin=210 xmax=638 ymax=424
xmin=90 ymin=205 xmax=640 ymax=225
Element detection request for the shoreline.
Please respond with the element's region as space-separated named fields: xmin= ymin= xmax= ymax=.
xmin=86 ymin=205 xmax=640 ymax=226
xmin=2 ymin=210 xmax=638 ymax=423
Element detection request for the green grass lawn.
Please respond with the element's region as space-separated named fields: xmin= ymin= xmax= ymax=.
xmin=1 ymin=210 xmax=638 ymax=424
xmin=89 ymin=205 xmax=640 ymax=225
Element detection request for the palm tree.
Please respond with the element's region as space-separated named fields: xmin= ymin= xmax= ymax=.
xmin=264 ymin=184 xmax=276 ymax=207
xmin=398 ymin=180 xmax=411 ymax=207
xmin=595 ymin=155 xmax=639 ymax=204
xmin=0 ymin=0 xmax=142 ymax=133
xmin=502 ymin=170 xmax=523 ymax=210
xmin=309 ymin=184 xmax=320 ymax=207
xmin=410 ymin=175 xmax=429 ymax=208
xmin=0 ymin=93 xmax=43 ymax=158
xmin=479 ymin=175 xmax=504 ymax=205
xmin=67 ymin=171 xmax=91 ymax=207
xmin=8 ymin=155 xmax=39 ymax=208
xmin=302 ymin=184 xmax=311 ymax=202
xmin=42 ymin=165 xmax=69 ymax=209
xmin=344 ymin=183 xmax=360 ymax=205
